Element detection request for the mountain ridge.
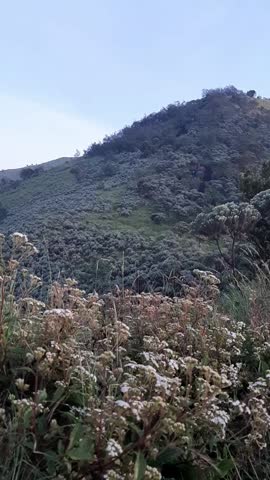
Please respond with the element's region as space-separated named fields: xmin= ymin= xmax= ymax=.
xmin=1 ymin=86 xmax=270 ymax=293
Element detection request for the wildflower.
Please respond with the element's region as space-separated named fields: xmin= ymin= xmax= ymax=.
xmin=0 ymin=408 xmax=6 ymax=422
xmin=8 ymin=259 xmax=19 ymax=270
xmin=11 ymin=232 xmax=28 ymax=247
xmin=45 ymin=351 xmax=57 ymax=365
xmin=120 ymin=384 xmax=130 ymax=394
xmin=26 ymin=352 xmax=34 ymax=363
xmin=144 ymin=466 xmax=162 ymax=480
xmin=106 ymin=439 xmax=123 ymax=458
xmin=184 ymin=356 xmax=199 ymax=368
xmin=15 ymin=378 xmax=30 ymax=392
xmin=207 ymin=405 xmax=230 ymax=439
xmin=44 ymin=308 xmax=73 ymax=320
xmin=163 ymin=417 xmax=185 ymax=435
xmin=55 ymin=380 xmax=68 ymax=388
xmin=104 ymin=471 xmax=124 ymax=480
xmin=65 ymin=278 xmax=79 ymax=287
xmin=115 ymin=400 xmax=130 ymax=409
xmin=48 ymin=418 xmax=58 ymax=431
xmin=12 ymin=398 xmax=34 ymax=410
xmin=29 ymin=274 xmax=42 ymax=286
xmin=34 ymin=347 xmax=46 ymax=361
xmin=98 ymin=351 xmax=116 ymax=365
xmin=24 ymin=242 xmax=39 ymax=255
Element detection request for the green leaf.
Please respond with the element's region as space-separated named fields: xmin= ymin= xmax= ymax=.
xmin=259 ymin=358 xmax=270 ymax=375
xmin=37 ymin=388 xmax=48 ymax=403
xmin=129 ymin=423 xmax=143 ymax=438
xmin=58 ymin=439 xmax=65 ymax=455
xmin=216 ymin=458 xmax=234 ymax=478
xmin=134 ymin=451 xmax=146 ymax=480
xmin=45 ymin=450 xmax=59 ymax=475
xmin=156 ymin=446 xmax=182 ymax=466
xmin=52 ymin=385 xmax=66 ymax=402
xmin=23 ymin=407 xmax=32 ymax=428
xmin=67 ymin=437 xmax=94 ymax=461
xmin=67 ymin=389 xmax=85 ymax=406
xmin=37 ymin=415 xmax=47 ymax=435
xmin=67 ymin=423 xmax=84 ymax=451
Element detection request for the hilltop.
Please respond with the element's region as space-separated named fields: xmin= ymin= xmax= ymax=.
xmin=1 ymin=86 xmax=270 ymax=293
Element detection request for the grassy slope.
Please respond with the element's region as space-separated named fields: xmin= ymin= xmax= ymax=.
xmin=0 ymin=166 xmax=175 ymax=238
xmin=0 ymin=168 xmax=76 ymax=208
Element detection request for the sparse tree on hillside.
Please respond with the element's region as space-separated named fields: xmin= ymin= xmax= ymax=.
xmin=193 ymin=202 xmax=260 ymax=272
xmin=247 ymin=90 xmax=257 ymax=98
xmin=20 ymin=167 xmax=35 ymax=181
xmin=20 ymin=166 xmax=44 ymax=181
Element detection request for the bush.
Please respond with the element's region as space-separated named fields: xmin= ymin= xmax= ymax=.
xmin=151 ymin=212 xmax=166 ymax=224
xmin=20 ymin=166 xmax=44 ymax=181
xmin=193 ymin=202 xmax=261 ymax=272
xmin=240 ymin=161 xmax=270 ymax=201
xmin=1 ymin=234 xmax=270 ymax=478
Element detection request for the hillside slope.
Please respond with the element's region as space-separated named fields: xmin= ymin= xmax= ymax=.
xmin=1 ymin=87 xmax=270 ymax=293
xmin=0 ymin=156 xmax=72 ymax=181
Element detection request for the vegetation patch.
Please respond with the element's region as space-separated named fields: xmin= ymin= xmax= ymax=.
xmin=0 ymin=234 xmax=270 ymax=478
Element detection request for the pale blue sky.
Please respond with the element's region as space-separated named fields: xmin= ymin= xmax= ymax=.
xmin=0 ymin=0 xmax=270 ymax=169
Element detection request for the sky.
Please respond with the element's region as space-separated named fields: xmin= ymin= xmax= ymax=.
xmin=1 ymin=0 xmax=270 ymax=169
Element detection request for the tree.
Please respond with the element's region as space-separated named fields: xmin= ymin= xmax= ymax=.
xmin=193 ymin=202 xmax=260 ymax=272
xmin=240 ymin=161 xmax=270 ymax=200
xmin=20 ymin=167 xmax=35 ymax=181
xmin=151 ymin=213 xmax=166 ymax=224
xmin=247 ymin=90 xmax=256 ymax=98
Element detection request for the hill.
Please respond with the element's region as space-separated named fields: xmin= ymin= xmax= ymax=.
xmin=0 ymin=156 xmax=72 ymax=181
xmin=1 ymin=86 xmax=270 ymax=293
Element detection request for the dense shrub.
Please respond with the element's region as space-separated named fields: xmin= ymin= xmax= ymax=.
xmin=240 ymin=161 xmax=270 ymax=201
xmin=20 ymin=166 xmax=44 ymax=181
xmin=1 ymin=234 xmax=270 ymax=478
xmin=0 ymin=202 xmax=7 ymax=223
xmin=193 ymin=202 xmax=260 ymax=273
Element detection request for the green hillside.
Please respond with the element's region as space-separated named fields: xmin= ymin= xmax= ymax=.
xmin=1 ymin=87 xmax=270 ymax=292
xmin=0 ymin=156 xmax=72 ymax=181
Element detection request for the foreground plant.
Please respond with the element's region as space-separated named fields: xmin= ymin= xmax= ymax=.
xmin=0 ymin=233 xmax=270 ymax=479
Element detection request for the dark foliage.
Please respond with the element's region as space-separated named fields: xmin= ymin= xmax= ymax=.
xmin=247 ymin=89 xmax=257 ymax=98
xmin=20 ymin=166 xmax=44 ymax=180
xmin=240 ymin=160 xmax=270 ymax=200
xmin=0 ymin=202 xmax=7 ymax=223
